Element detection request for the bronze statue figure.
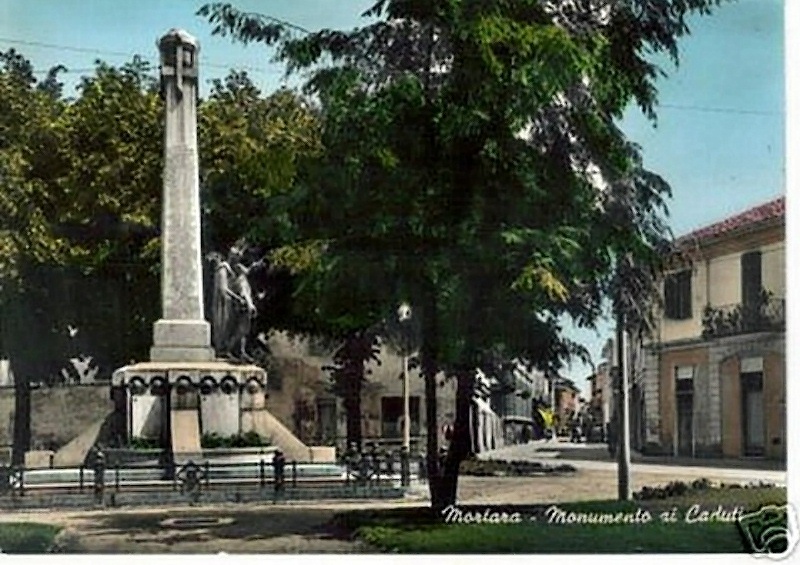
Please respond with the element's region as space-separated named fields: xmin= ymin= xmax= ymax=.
xmin=207 ymin=239 xmax=265 ymax=362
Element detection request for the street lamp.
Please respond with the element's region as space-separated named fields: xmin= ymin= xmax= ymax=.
xmin=613 ymin=309 xmax=631 ymax=501
xmin=397 ymin=302 xmax=412 ymax=486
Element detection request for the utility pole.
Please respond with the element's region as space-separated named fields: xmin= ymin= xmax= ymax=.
xmin=615 ymin=312 xmax=631 ymax=501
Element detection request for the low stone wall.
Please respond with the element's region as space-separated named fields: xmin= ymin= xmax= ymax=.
xmin=0 ymin=383 xmax=115 ymax=455
xmin=24 ymin=449 xmax=55 ymax=468
xmin=309 ymin=446 xmax=336 ymax=463
xmin=0 ymin=387 xmax=14 ymax=450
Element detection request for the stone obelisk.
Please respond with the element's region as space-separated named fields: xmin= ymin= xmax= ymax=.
xmin=150 ymin=29 xmax=213 ymax=363
xmin=110 ymin=29 xmax=316 ymax=466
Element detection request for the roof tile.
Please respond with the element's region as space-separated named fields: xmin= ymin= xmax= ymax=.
xmin=676 ymin=195 xmax=785 ymax=245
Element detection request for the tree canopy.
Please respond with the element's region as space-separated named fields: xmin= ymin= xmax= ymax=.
xmin=0 ymin=51 xmax=321 ymax=380
xmin=200 ymin=0 xmax=727 ymax=506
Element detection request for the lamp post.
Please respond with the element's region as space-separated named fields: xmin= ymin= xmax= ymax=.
xmin=397 ymin=302 xmax=412 ymax=486
xmin=613 ymin=311 xmax=632 ymax=501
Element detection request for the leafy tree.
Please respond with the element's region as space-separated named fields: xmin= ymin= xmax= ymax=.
xmin=0 ymin=53 xmax=164 ymax=461
xmin=199 ymin=0 xmax=726 ymax=507
xmin=201 ymin=0 xmax=726 ymax=508
xmin=322 ymin=329 xmax=381 ymax=450
xmin=0 ymin=52 xmax=322 ymax=460
xmin=269 ymin=243 xmax=399 ymax=451
xmin=0 ymin=55 xmax=323 ymax=379
xmin=198 ymin=71 xmax=322 ymax=252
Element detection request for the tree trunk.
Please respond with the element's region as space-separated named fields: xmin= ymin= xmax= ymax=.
xmin=4 ymin=291 xmax=32 ymax=466
xmin=436 ymin=367 xmax=474 ymax=508
xmin=11 ymin=369 xmax=29 ymax=465
xmin=419 ymin=282 xmax=444 ymax=508
xmin=344 ymin=363 xmax=363 ymax=451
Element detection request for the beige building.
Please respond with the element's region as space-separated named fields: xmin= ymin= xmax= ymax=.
xmin=553 ymin=377 xmax=580 ymax=434
xmin=587 ymin=361 xmax=612 ymax=435
xmin=641 ymin=196 xmax=785 ymax=459
xmin=264 ymin=332 xmax=457 ymax=454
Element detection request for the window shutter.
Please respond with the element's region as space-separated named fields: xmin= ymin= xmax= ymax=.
xmin=664 ymin=275 xmax=677 ymax=319
xmin=678 ymin=270 xmax=692 ymax=319
xmin=741 ymin=251 xmax=762 ymax=307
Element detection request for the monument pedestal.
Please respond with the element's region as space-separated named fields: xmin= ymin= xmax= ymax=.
xmin=111 ymin=361 xmax=268 ymax=459
xmin=150 ymin=319 xmax=214 ymax=362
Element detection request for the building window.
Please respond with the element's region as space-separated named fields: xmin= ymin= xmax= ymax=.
xmin=664 ymin=270 xmax=692 ymax=320
xmin=674 ymin=366 xmax=694 ymax=457
xmin=381 ymin=396 xmax=420 ymax=437
xmin=740 ymin=251 xmax=762 ymax=308
xmin=316 ymin=398 xmax=337 ymax=444
xmin=675 ymin=366 xmax=694 ymax=392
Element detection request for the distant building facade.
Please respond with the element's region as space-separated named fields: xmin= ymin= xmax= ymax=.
xmin=487 ymin=362 xmax=548 ymax=444
xmin=587 ymin=355 xmax=613 ymax=436
xmin=265 ymin=332 xmax=458 ymax=455
xmin=553 ymin=376 xmax=580 ymax=434
xmin=639 ymin=197 xmax=785 ymax=459
xmin=473 ymin=370 xmax=504 ymax=453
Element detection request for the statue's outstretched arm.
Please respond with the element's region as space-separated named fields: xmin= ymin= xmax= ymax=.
xmin=225 ymin=288 xmax=247 ymax=305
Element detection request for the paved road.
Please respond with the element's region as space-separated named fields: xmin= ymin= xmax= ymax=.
xmin=0 ymin=439 xmax=787 ymax=553
xmin=478 ymin=440 xmax=787 ymax=486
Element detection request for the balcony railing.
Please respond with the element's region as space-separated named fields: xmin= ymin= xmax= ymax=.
xmin=701 ymin=296 xmax=785 ymax=339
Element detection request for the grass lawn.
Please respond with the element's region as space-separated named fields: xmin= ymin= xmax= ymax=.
xmin=0 ymin=523 xmax=62 ymax=554
xmin=341 ymin=487 xmax=787 ymax=554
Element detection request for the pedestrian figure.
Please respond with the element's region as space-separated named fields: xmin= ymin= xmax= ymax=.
xmin=185 ymin=464 xmax=201 ymax=502
xmin=368 ymin=443 xmax=380 ymax=481
xmin=93 ymin=448 xmax=106 ymax=506
xmin=607 ymin=419 xmax=618 ymax=458
xmin=438 ymin=446 xmax=448 ymax=475
xmin=272 ymin=450 xmax=286 ymax=501
xmin=570 ymin=419 xmax=582 ymax=443
xmin=357 ymin=449 xmax=371 ymax=485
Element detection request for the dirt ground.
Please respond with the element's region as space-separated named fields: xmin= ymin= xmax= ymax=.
xmin=0 ymin=469 xmax=738 ymax=553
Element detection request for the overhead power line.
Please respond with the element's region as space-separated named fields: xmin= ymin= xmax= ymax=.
xmin=659 ymin=103 xmax=781 ymax=117
xmin=0 ymin=36 xmax=284 ymax=74
xmin=0 ymin=32 xmax=784 ymax=117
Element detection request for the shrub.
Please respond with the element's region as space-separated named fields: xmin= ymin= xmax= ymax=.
xmin=633 ymin=478 xmax=730 ymax=501
xmin=128 ymin=437 xmax=162 ymax=450
xmin=201 ymin=431 xmax=268 ymax=449
xmin=459 ymin=458 xmax=574 ymax=476
xmin=0 ymin=523 xmax=61 ymax=553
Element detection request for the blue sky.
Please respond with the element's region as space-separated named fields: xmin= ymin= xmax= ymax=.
xmin=0 ymin=0 xmax=785 ymax=394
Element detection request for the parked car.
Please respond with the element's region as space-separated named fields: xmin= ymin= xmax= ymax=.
xmin=587 ymin=424 xmax=604 ymax=443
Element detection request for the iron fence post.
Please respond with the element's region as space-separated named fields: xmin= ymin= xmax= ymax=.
xmin=79 ymin=465 xmax=84 ymax=493
xmin=259 ymin=459 xmax=265 ymax=489
xmin=292 ymin=461 xmax=297 ymax=489
xmin=400 ymin=446 xmax=410 ymax=486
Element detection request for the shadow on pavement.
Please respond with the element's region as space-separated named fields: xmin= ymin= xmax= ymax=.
xmin=524 ymin=441 xmax=785 ymax=471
